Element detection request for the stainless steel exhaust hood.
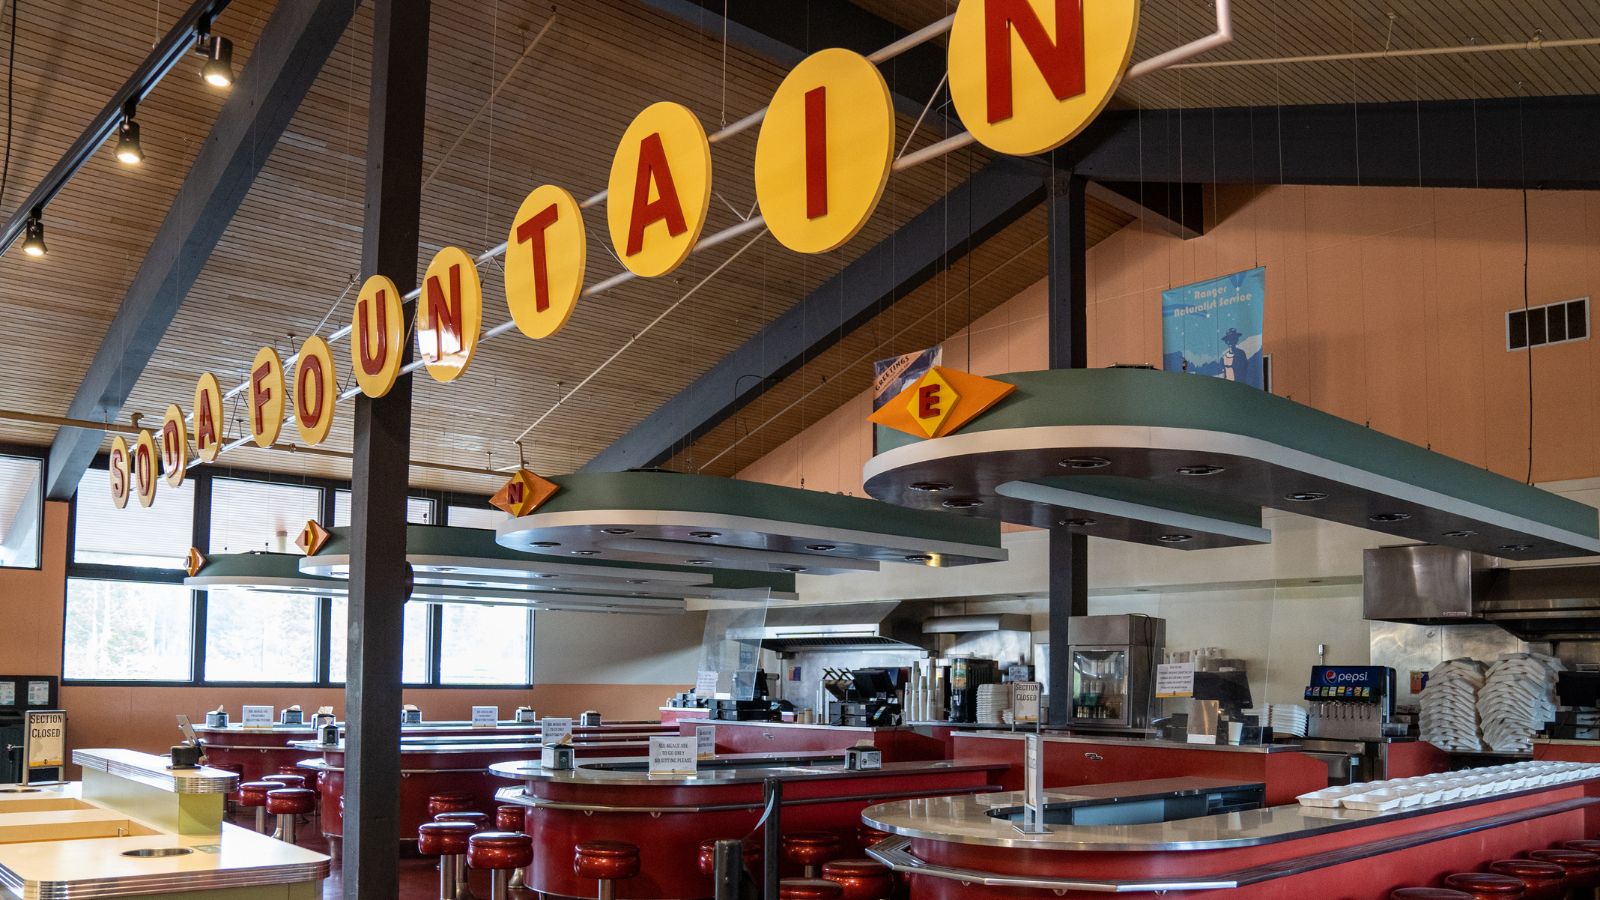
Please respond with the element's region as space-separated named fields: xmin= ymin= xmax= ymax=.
xmin=1364 ymin=545 xmax=1600 ymax=641
xmin=727 ymin=602 xmax=930 ymax=653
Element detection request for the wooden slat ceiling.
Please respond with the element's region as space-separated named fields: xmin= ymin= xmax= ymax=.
xmin=2 ymin=0 xmax=1599 ymax=497
xmin=853 ymin=0 xmax=1600 ymax=108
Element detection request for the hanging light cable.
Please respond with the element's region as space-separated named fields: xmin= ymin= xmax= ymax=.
xmin=114 ymin=101 xmax=142 ymax=165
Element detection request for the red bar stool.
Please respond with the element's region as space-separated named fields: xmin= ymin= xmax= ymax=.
xmin=237 ymin=780 xmax=276 ymax=833
xmin=574 ymin=840 xmax=640 ymax=900
xmin=261 ymin=773 xmax=306 ymax=790
xmin=494 ymin=806 xmax=527 ymax=890
xmin=428 ymin=791 xmax=475 ymax=819
xmin=780 ymin=879 xmax=845 ymax=900
xmin=419 ymin=821 xmax=476 ymax=900
xmin=1443 ymin=873 xmax=1526 ymax=898
xmin=699 ymin=838 xmax=761 ymax=877
xmin=783 ymin=831 xmax=844 ymax=878
xmin=468 ymin=831 xmax=533 ymax=900
xmin=436 ymin=810 xmax=491 ymax=831
xmin=1389 ymin=891 xmax=1471 ymax=899
xmin=265 ymin=787 xmax=316 ymax=844
xmin=278 ymin=765 xmax=316 ymax=793
xmin=822 ymin=858 xmax=893 ymax=900
xmin=856 ymin=826 xmax=891 ymax=850
xmin=1489 ymin=860 xmax=1568 ymax=900
xmin=1528 ymin=849 xmax=1600 ymax=889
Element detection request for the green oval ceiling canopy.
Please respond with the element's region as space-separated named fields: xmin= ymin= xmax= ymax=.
xmin=494 ymin=471 xmax=1008 ymax=574
xmin=865 ymin=368 xmax=1600 ymax=560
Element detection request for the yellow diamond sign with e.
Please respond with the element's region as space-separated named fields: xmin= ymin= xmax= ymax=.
xmin=906 ymin=368 xmax=959 ymax=437
xmin=490 ymin=469 xmax=559 ymax=518
xmin=870 ymin=366 xmax=1016 ymax=440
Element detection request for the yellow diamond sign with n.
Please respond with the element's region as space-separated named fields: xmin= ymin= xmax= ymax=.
xmin=870 ymin=366 xmax=1015 ymax=439
xmin=491 ymin=469 xmax=559 ymax=517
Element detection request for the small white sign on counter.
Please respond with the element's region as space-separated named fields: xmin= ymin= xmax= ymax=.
xmin=694 ymin=670 xmax=720 ymax=697
xmin=695 ymin=725 xmax=716 ymax=761
xmin=241 ymin=705 xmax=275 ymax=728
xmin=542 ymin=717 xmax=574 ymax=746
xmin=1013 ymin=681 xmax=1042 ymax=724
xmin=650 ymin=736 xmax=698 ymax=776
xmin=471 ymin=706 xmax=499 ymax=728
xmin=1155 ymin=662 xmax=1196 ymax=699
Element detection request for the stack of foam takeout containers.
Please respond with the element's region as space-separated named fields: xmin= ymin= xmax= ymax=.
xmin=1296 ymin=760 xmax=1600 ymax=812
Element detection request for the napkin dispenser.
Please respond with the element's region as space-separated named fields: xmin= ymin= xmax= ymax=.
xmin=515 ymin=707 xmax=538 ymax=724
xmin=541 ymin=744 xmax=575 ymax=770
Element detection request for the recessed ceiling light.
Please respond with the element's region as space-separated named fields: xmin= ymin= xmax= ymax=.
xmin=1497 ymin=543 xmax=1533 ymax=553
xmin=1060 ymin=456 xmax=1111 ymax=470
xmin=533 ymin=573 xmax=558 ymax=578
xmin=780 ymin=565 xmax=807 ymax=573
xmin=1177 ymin=464 xmax=1225 ymax=476
xmin=1284 ymin=491 xmax=1328 ymax=502
xmin=806 ymin=544 xmax=837 ymax=552
xmin=904 ymin=553 xmax=933 ymax=562
xmin=1368 ymin=513 xmax=1411 ymax=523
xmin=570 ymin=550 xmax=599 ymax=556
xmin=1442 ymin=529 xmax=1476 ymax=538
xmin=689 ymin=531 xmax=720 ymax=539
xmin=601 ymin=528 xmax=634 ymax=535
xmin=909 ymin=481 xmax=952 ymax=492
xmin=941 ymin=498 xmax=983 ymax=509
xmin=1057 ymin=518 xmax=1097 ymax=528
xmin=1156 ymin=533 xmax=1193 ymax=543
xmin=687 ymin=559 xmax=714 ymax=566
xmin=531 ymin=541 xmax=559 ymax=548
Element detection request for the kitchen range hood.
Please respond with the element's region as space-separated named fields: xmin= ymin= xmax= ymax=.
xmin=1364 ymin=544 xmax=1600 ymax=641
xmin=727 ymin=602 xmax=930 ymax=653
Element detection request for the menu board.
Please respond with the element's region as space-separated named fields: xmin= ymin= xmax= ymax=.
xmin=649 ymin=736 xmax=698 ymax=776
xmin=1155 ymin=663 xmax=1196 ymax=699
xmin=25 ymin=681 xmax=48 ymax=706
xmin=0 ymin=683 xmax=13 ymax=706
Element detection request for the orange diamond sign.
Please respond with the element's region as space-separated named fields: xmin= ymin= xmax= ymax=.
xmin=870 ymin=366 xmax=1015 ymax=440
xmin=185 ymin=547 xmax=206 ymax=578
xmin=295 ymin=519 xmax=331 ymax=556
xmin=491 ymin=469 xmax=559 ymax=517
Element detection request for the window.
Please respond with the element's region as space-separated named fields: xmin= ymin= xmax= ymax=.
xmin=0 ymin=454 xmax=42 ymax=568
xmin=203 ymin=589 xmax=320 ymax=683
xmin=332 ymin=491 xmax=435 ymax=527
xmin=210 ymin=479 xmax=321 ymax=553
xmin=73 ymin=468 xmax=194 ymax=568
xmin=329 ymin=598 xmax=431 ymax=684
xmin=447 ymin=504 xmax=508 ymax=530
xmin=439 ymin=604 xmax=532 ymax=685
xmin=63 ymin=579 xmax=194 ymax=681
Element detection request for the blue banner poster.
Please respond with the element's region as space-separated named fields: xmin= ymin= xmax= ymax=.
xmin=1161 ymin=267 xmax=1266 ymax=388
xmin=872 ymin=346 xmax=942 ymax=455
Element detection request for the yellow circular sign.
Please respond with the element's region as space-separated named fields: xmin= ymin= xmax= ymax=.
xmin=756 ymin=48 xmax=895 ymax=254
xmin=294 ymin=335 xmax=337 ymax=446
xmin=249 ymin=346 xmax=286 ymax=448
xmin=108 ymin=434 xmax=130 ymax=510
xmin=161 ymin=403 xmax=188 ymax=488
xmin=352 ymin=275 xmax=405 ymax=398
xmin=193 ymin=372 xmax=224 ymax=463
xmin=418 ymin=247 xmax=483 ymax=383
xmin=506 ymin=185 xmax=587 ymax=339
xmin=948 ymin=0 xmax=1139 ymax=156
xmin=134 ymin=429 xmax=158 ymax=508
xmin=606 ymin=101 xmax=712 ymax=277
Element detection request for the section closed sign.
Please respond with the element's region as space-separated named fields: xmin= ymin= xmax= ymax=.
xmin=26 ymin=711 xmax=65 ymax=769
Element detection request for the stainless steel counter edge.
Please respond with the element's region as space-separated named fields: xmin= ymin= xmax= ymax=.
xmin=954 ymin=731 xmax=1305 ymax=754
xmin=0 ymin=860 xmax=331 ymax=899
xmin=684 ymin=720 xmax=909 ymax=733
xmin=867 ymin=836 xmax=1236 ymax=893
xmin=862 ymin=775 xmax=1600 ymax=851
xmin=487 ymin=756 xmax=1004 ymax=787
xmin=289 ymin=740 xmax=653 ymax=755
xmin=72 ymin=750 xmax=238 ymax=795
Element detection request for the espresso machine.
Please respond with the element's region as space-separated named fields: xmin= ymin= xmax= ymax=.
xmin=1301 ymin=665 xmax=1397 ymax=783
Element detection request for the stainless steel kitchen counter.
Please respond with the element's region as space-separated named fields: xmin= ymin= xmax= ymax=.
xmin=488 ymin=753 xmax=1000 ymax=787
xmin=863 ymin=775 xmax=1595 ymax=852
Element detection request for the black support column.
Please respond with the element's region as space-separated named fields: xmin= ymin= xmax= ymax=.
xmin=343 ymin=0 xmax=429 ymax=896
xmin=1046 ymin=173 xmax=1089 ymax=726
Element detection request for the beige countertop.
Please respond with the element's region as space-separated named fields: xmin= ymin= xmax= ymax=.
xmin=0 ymin=821 xmax=329 ymax=897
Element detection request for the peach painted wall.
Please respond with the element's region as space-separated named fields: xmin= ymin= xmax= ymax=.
xmin=740 ymin=184 xmax=1600 ymax=490
xmin=0 ymin=501 xmax=67 ymax=673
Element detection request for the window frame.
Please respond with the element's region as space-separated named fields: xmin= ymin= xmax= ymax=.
xmin=62 ymin=461 xmax=535 ymax=689
xmin=0 ymin=443 xmax=46 ymax=572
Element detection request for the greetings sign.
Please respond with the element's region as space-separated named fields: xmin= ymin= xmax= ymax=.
xmin=1161 ymin=267 xmax=1266 ymax=389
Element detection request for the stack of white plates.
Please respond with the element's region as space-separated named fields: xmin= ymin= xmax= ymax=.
xmin=976 ymin=683 xmax=1012 ymax=724
xmin=1269 ymin=704 xmax=1308 ymax=737
xmin=1296 ymin=760 xmax=1600 ymax=812
xmin=1478 ymin=653 xmax=1562 ymax=753
xmin=1420 ymin=658 xmax=1486 ymax=752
